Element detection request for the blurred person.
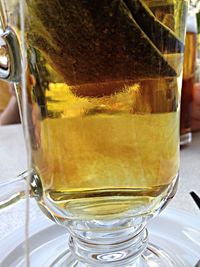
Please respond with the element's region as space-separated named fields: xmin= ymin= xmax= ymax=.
xmin=0 ymin=82 xmax=20 ymax=125
xmin=0 ymin=70 xmax=37 ymax=128
xmin=0 ymin=80 xmax=10 ymax=111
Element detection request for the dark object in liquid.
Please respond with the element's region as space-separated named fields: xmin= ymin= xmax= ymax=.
xmin=26 ymin=0 xmax=178 ymax=86
xmin=123 ymin=0 xmax=184 ymax=53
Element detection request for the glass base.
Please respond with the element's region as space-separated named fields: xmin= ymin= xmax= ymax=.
xmin=49 ymin=243 xmax=182 ymax=267
xmin=180 ymin=132 xmax=192 ymax=146
xmin=47 ymin=178 xmax=179 ymax=267
xmin=2 ymin=207 xmax=197 ymax=266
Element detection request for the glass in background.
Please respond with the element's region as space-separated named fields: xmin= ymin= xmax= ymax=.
xmin=197 ymin=12 xmax=200 ymax=59
xmin=192 ymin=10 xmax=200 ymax=131
xmin=180 ymin=15 xmax=197 ymax=146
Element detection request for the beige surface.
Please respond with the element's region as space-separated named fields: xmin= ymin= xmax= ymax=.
xmin=0 ymin=124 xmax=199 ymax=241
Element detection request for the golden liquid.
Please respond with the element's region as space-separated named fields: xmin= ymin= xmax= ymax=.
xmin=32 ymin=78 xmax=180 ymax=220
xmin=183 ymin=32 xmax=197 ymax=80
xmin=181 ymin=32 xmax=197 ymax=135
xmin=25 ymin=0 xmax=187 ymax=221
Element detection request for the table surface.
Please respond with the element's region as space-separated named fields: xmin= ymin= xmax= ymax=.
xmin=0 ymin=124 xmax=199 ymax=242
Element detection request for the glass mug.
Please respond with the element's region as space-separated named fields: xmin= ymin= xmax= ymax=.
xmin=0 ymin=1 xmax=188 ymax=266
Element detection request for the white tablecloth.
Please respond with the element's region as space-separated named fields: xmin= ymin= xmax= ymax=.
xmin=0 ymin=124 xmax=199 ymax=241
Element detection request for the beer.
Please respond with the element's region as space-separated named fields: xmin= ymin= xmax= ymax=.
xmin=0 ymin=0 xmax=188 ymax=265
xmin=25 ymin=0 xmax=187 ymax=221
xmin=32 ymin=77 xmax=180 ymax=220
xmin=180 ymin=16 xmax=197 ymax=145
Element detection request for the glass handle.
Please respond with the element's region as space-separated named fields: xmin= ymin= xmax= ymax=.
xmin=0 ymin=2 xmax=21 ymax=82
xmin=0 ymin=169 xmax=41 ymax=210
xmin=0 ymin=27 xmax=22 ymax=82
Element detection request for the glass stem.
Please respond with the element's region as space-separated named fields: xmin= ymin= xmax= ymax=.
xmin=67 ymin=218 xmax=148 ymax=266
